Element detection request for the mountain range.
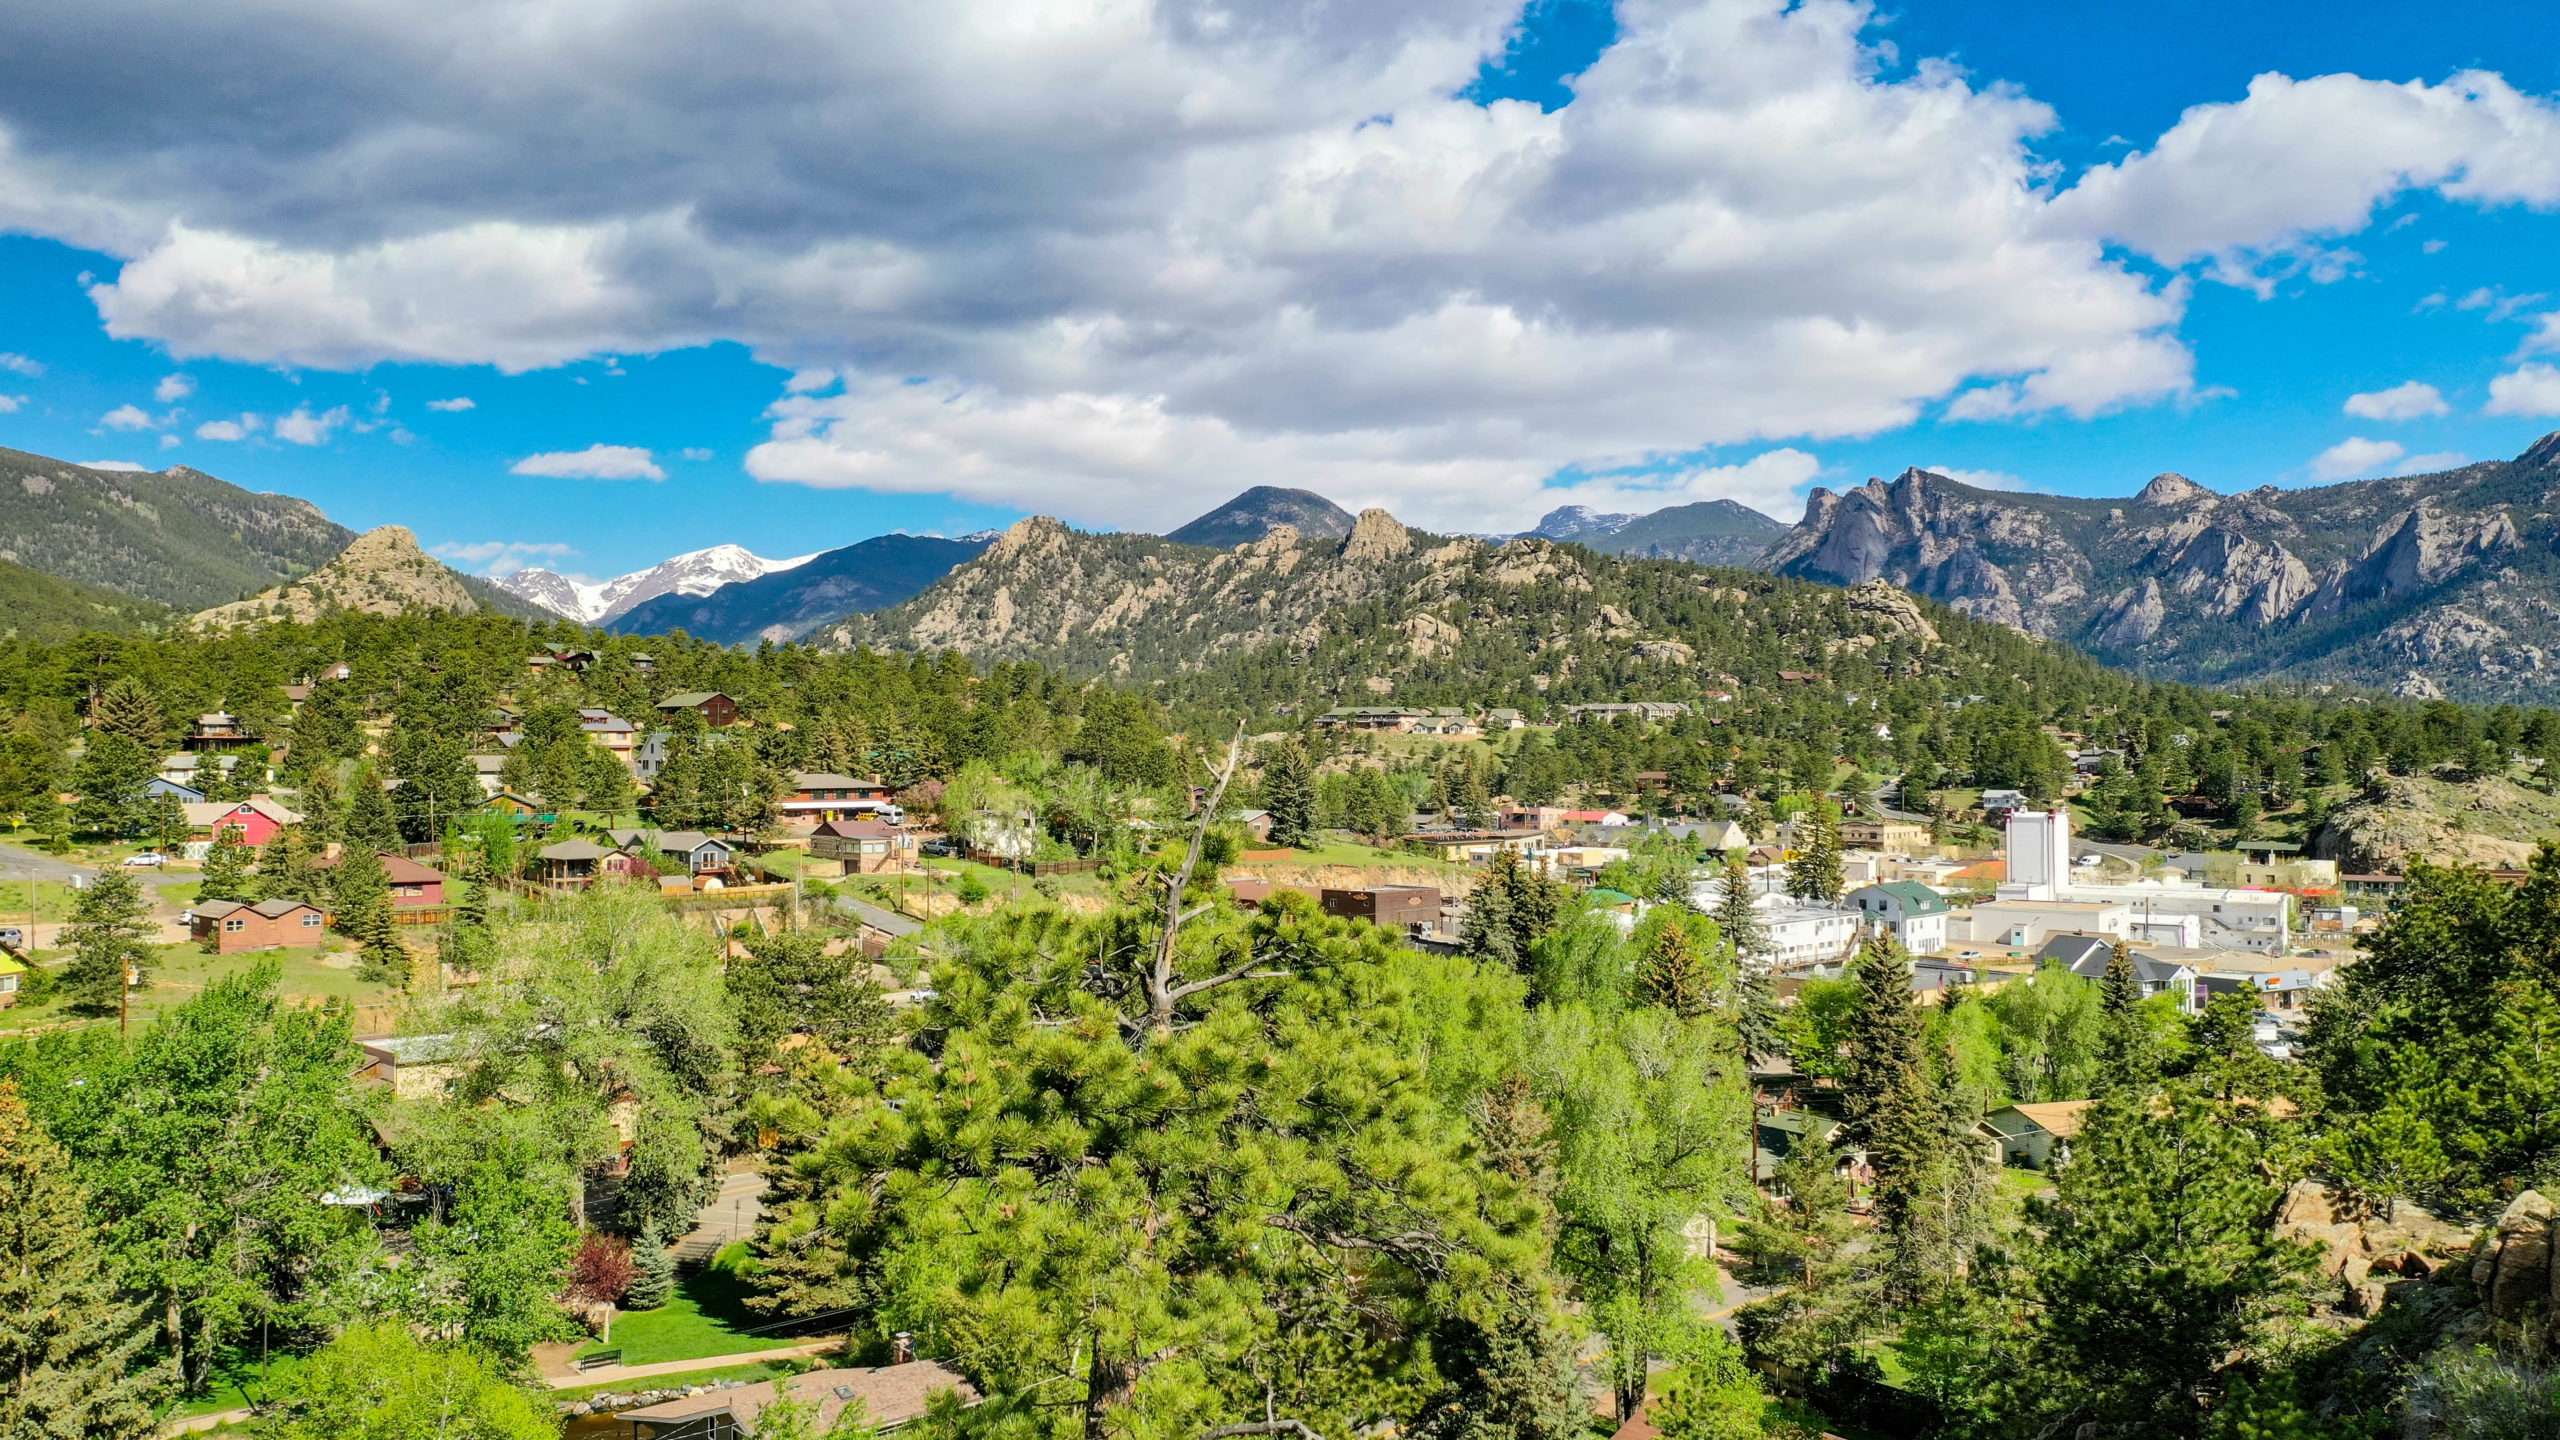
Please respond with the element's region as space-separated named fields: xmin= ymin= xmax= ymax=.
xmin=493 ymin=544 xmax=819 ymax=625
xmin=1521 ymin=498 xmax=1789 ymax=566
xmin=601 ymin=533 xmax=995 ymax=644
xmin=1765 ymin=431 xmax=2560 ymax=699
xmin=8 ymin=431 xmax=2560 ymax=700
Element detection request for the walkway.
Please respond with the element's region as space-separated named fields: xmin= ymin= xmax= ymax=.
xmin=541 ymin=1337 xmax=841 ymax=1390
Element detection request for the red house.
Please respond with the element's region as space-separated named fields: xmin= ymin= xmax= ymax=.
xmin=183 ymin=796 xmax=304 ymax=848
xmin=192 ymin=898 xmax=330 ymax=953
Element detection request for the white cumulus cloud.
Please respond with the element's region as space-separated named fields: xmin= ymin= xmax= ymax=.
xmin=2342 ymin=381 xmax=2449 ymax=420
xmin=510 ymin=444 xmax=665 ymax=480
xmin=154 ymin=372 xmax=194 ymax=402
xmin=0 ymin=353 xmax=40 ymax=377
xmin=2308 ymin=436 xmax=2406 ymax=481
xmin=272 ymin=404 xmax=350 ymax=445
xmin=426 ymin=396 xmax=475 ymax=411
xmin=194 ymin=412 xmax=262 ymax=441
xmin=2485 ymin=363 xmax=2560 ymax=417
xmin=78 ymin=459 xmax=149 ymax=472
xmin=98 ymin=403 xmax=153 ymax=430
xmin=0 ymin=394 xmax=23 ymax=414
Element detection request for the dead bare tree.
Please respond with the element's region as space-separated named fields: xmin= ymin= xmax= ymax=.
xmin=1138 ymin=723 xmax=1291 ymax=1036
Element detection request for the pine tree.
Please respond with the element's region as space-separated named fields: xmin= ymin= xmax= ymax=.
xmin=0 ymin=1082 xmax=163 ymax=1437
xmin=258 ymin=828 xmax=325 ymax=904
xmin=1261 ymin=739 xmax=1318 ymax=850
xmin=624 ymin=1227 xmax=675 ymax=1311
xmin=147 ymin=789 xmax=189 ymax=852
xmin=2095 ymin=939 xmax=2155 ymax=1091
xmin=90 ymin=676 xmax=166 ymax=749
xmin=1786 ymin=805 xmax=1843 ymax=903
xmin=330 ymin=847 xmax=405 ymax=984
xmin=199 ymin=826 xmax=254 ymax=903
xmin=1637 ymin=916 xmax=1713 ymax=1020
xmin=61 ymin=869 xmax=152 ymax=1014
xmin=1713 ymin=854 xmax=1766 ymax=969
xmin=343 ymin=764 xmax=401 ymax=852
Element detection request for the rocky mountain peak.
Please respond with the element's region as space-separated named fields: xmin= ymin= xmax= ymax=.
xmin=987 ymin=515 xmax=1073 ymax=561
xmin=2521 ymin=429 xmax=2560 ymax=473
xmin=2135 ymin=472 xmax=2212 ymax=507
xmin=189 ymin=524 xmax=502 ymax=629
xmin=1165 ymin=486 xmax=1355 ymax=548
xmin=1340 ymin=508 xmax=1412 ymax=564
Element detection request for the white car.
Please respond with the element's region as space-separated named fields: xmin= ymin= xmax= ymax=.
xmin=121 ymin=852 xmax=168 ymax=869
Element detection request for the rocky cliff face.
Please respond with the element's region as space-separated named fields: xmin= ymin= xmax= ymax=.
xmin=190 ymin=526 xmax=540 ymax=628
xmin=1766 ymin=434 xmax=2560 ymax=699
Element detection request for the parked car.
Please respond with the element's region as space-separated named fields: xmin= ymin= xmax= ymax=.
xmin=0 ymin=926 xmax=23 ymax=951
xmin=122 ymin=852 xmax=168 ymax=868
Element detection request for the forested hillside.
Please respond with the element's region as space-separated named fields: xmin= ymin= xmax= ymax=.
xmin=0 ymin=445 xmax=353 ymax=609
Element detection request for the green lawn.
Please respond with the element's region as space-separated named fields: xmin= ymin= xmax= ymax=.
xmin=164 ymin=1349 xmax=310 ymax=1418
xmin=0 ymin=877 xmax=83 ymax=923
xmin=2 ymin=938 xmax=406 ymax=1034
xmin=576 ymin=1267 xmax=820 ymax=1366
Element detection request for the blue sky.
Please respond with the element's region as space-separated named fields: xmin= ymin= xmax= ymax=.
xmin=0 ymin=0 xmax=2556 ymax=581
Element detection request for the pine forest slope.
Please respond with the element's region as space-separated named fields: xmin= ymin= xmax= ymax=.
xmin=0 ymin=445 xmax=353 ymax=609
xmin=607 ymin=533 xmax=992 ymax=643
xmin=1767 ymin=431 xmax=2560 ymax=700
xmin=0 ymin=556 xmax=165 ymax=638
xmin=828 ymin=508 xmax=2150 ymax=718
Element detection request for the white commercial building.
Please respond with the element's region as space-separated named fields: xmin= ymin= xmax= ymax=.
xmin=1996 ymin=808 xmax=2292 ymax=955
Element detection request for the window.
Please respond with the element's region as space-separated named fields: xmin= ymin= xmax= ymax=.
xmin=224 ymin=918 xmax=246 ymax=933
xmin=301 ymin=913 xmax=323 ymax=928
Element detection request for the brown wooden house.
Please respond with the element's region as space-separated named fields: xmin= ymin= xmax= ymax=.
xmin=192 ymin=898 xmax=330 ymax=953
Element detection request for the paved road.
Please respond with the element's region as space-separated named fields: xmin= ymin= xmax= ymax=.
xmin=0 ymin=840 xmax=201 ymax=948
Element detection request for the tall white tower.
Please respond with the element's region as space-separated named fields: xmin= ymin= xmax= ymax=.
xmin=2003 ymin=806 xmax=2072 ymax=898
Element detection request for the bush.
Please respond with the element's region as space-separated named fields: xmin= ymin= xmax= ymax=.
xmin=567 ymin=1231 xmax=636 ymax=1308
xmin=953 ymin=872 xmax=990 ymax=906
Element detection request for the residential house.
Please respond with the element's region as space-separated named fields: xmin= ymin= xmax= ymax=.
xmin=631 ymin=728 xmax=734 ymax=785
xmin=655 ymin=691 xmax=740 ymax=727
xmin=1977 ymin=788 xmax=2028 ymax=819
xmin=146 ymin=775 xmax=206 ymax=804
xmin=353 ymin=1034 xmax=463 ymax=1101
xmin=838 ymin=897 xmax=923 ymax=959
xmin=183 ymin=710 xmax=261 ymax=753
xmin=0 ymin=953 xmax=22 ymax=1008
xmin=577 ymin=708 xmax=639 ymax=761
xmin=1320 ymin=885 xmax=1441 ymax=933
xmin=810 ymin=819 xmax=917 ymax=874
xmin=1558 ymin=808 xmax=1630 ymax=828
xmin=621 ymin=828 xmax=737 ymax=876
xmin=1846 ymin=880 xmax=1951 ymax=954
xmin=481 ymin=790 xmax=550 ymax=820
xmin=1313 ymin=706 xmax=1429 ymax=732
xmin=1979 ymin=1100 xmax=2093 ymax=1170
xmin=617 ymin=1361 xmax=977 ymax=1437
xmin=192 ymin=898 xmax=330 ymax=953
xmin=182 ymin=796 xmax=304 ymax=848
xmin=2034 ymin=933 xmax=2202 ymax=1013
xmin=1753 ymin=1107 xmax=1866 ymax=1185
xmin=467 ymin=753 xmax=508 ymax=797
xmin=1911 ymin=956 xmax=1982 ymax=994
xmin=1400 ymin=827 xmax=1544 ymax=863
xmin=1481 ymin=707 xmax=1526 ymax=730
xmin=533 ymin=837 xmax=655 ymax=888
xmin=1230 ymin=808 xmax=1275 ymax=843
xmin=1559 ymin=701 xmax=1688 ymax=723
xmin=784 ymin=772 xmax=896 ymax=823
xmin=315 ymin=850 xmax=447 ymax=907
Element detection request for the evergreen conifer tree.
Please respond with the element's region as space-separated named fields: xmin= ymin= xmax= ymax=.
xmin=1786 ymin=805 xmax=1843 ymax=903
xmin=2096 ymin=939 xmax=2156 ymax=1091
xmin=198 ymin=825 xmax=254 ymax=904
xmin=62 ymin=868 xmax=152 ymax=1013
xmin=1261 ymin=739 xmax=1318 ymax=849
xmin=331 ymin=846 xmax=405 ymax=984
xmin=90 ymin=676 xmax=166 ymax=750
xmin=0 ymin=1082 xmax=162 ymax=1437
xmin=1637 ymin=916 xmax=1713 ymax=1020
xmin=343 ymin=764 xmax=402 ymax=852
xmin=624 ymin=1228 xmax=675 ymax=1311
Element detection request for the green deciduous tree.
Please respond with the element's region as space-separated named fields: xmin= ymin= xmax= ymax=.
xmin=271 ymin=1322 xmax=555 ymax=1440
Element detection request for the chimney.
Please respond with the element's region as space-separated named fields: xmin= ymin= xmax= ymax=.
xmin=892 ymin=1331 xmax=914 ymax=1365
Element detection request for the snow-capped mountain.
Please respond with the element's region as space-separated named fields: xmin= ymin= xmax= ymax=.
xmin=495 ymin=544 xmax=818 ymax=624
xmin=1523 ymin=505 xmax=1637 ymax=543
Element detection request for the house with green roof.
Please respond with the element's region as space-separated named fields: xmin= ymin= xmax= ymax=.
xmin=1846 ymin=880 xmax=1951 ymax=954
